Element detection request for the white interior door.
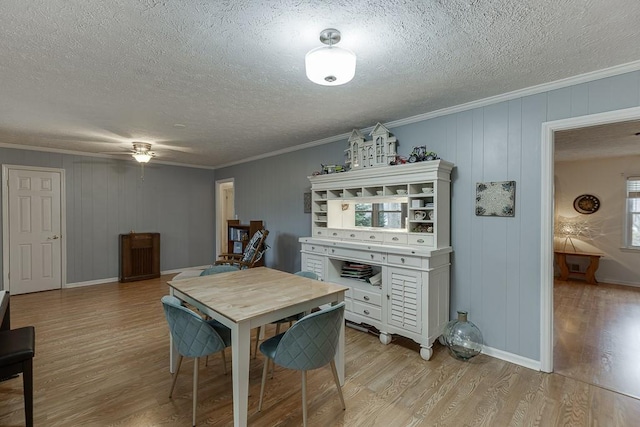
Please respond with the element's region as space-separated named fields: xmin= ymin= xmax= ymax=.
xmin=4 ymin=167 xmax=64 ymax=294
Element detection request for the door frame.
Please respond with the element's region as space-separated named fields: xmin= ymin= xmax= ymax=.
xmin=539 ymin=105 xmax=640 ymax=372
xmin=215 ymin=178 xmax=234 ymax=258
xmin=2 ymin=165 xmax=67 ymax=292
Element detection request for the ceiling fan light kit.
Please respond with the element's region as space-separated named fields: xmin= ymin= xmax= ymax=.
xmin=305 ymin=28 xmax=356 ymax=86
xmin=131 ymin=142 xmax=154 ymax=163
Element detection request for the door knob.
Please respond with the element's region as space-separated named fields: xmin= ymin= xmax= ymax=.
xmin=48 ymin=234 xmax=61 ymax=240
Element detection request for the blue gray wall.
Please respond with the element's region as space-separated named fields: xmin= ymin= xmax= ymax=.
xmin=2 ymin=70 xmax=639 ymax=361
xmin=0 ymin=147 xmax=216 ymax=284
xmin=217 ymin=70 xmax=640 ymax=361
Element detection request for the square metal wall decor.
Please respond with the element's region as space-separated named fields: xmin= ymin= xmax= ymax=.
xmin=475 ymin=181 xmax=516 ymax=217
xmin=303 ymin=192 xmax=312 ymax=213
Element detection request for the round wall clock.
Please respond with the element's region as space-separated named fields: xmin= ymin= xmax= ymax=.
xmin=573 ymin=194 xmax=600 ymax=214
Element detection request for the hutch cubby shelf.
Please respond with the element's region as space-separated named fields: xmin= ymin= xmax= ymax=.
xmin=300 ymin=160 xmax=453 ymax=360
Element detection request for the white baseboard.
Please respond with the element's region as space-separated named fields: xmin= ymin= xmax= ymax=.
xmin=481 ymin=345 xmax=541 ymax=371
xmin=64 ymin=265 xmax=211 ymax=289
xmin=65 ymin=276 xmax=119 ymax=288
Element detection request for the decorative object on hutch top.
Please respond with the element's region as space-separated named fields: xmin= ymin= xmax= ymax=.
xmin=573 ymin=194 xmax=600 ymax=214
xmin=119 ymin=232 xmax=160 ymax=282
xmin=345 ymin=123 xmax=398 ymax=170
xmin=299 ymin=160 xmax=453 ymax=360
xmin=442 ymin=310 xmax=483 ymax=361
xmin=475 ymin=181 xmax=516 ymax=217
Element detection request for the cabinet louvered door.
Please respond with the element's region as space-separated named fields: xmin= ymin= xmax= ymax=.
xmin=302 ymin=254 xmax=325 ymax=281
xmin=387 ymin=268 xmax=421 ymax=333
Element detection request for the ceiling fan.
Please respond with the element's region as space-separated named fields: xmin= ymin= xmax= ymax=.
xmin=101 ymin=142 xmax=157 ymax=179
xmin=103 ymin=141 xmax=156 ymax=163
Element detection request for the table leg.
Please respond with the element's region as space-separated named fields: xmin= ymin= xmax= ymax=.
xmin=556 ymin=253 xmax=569 ymax=281
xmin=232 ymin=322 xmax=251 ymax=427
xmin=585 ymin=255 xmax=600 ymax=284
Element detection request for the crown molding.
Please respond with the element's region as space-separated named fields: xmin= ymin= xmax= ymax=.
xmin=217 ymin=59 xmax=640 ymax=169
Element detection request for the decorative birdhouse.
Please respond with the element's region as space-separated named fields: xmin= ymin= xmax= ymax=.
xmin=345 ymin=123 xmax=397 ymax=170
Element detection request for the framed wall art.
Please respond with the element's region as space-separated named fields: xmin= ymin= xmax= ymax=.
xmin=475 ymin=181 xmax=516 ymax=217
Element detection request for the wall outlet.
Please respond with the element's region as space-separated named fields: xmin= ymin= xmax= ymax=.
xmin=570 ymin=263 xmax=580 ymax=272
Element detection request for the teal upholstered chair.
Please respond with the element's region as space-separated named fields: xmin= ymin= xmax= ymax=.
xmin=257 ymin=302 xmax=346 ymax=427
xmin=200 ymin=265 xmax=239 ymax=276
xmin=253 ymin=271 xmax=319 ymax=358
xmin=161 ymin=295 xmax=231 ymax=426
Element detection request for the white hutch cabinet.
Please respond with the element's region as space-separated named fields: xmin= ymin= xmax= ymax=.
xmin=299 ymin=160 xmax=453 ymax=360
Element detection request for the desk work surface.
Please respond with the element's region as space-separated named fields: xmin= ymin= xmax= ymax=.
xmin=168 ymin=267 xmax=347 ymax=323
xmin=554 ymin=250 xmax=604 ymax=257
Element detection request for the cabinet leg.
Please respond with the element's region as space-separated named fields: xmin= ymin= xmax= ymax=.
xmin=420 ymin=346 xmax=433 ymax=361
xmin=379 ymin=332 xmax=392 ymax=345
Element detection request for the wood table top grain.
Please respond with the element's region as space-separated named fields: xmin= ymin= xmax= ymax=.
xmin=168 ymin=267 xmax=347 ymax=323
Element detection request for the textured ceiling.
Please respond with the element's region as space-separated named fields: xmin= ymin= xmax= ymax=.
xmin=555 ymin=120 xmax=640 ymax=162
xmin=1 ymin=0 xmax=640 ymax=168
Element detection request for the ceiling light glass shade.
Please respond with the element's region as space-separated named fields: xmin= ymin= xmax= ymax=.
xmin=305 ymin=46 xmax=356 ymax=86
xmin=132 ymin=153 xmax=151 ymax=163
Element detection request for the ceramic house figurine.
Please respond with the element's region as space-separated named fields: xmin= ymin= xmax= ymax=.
xmin=345 ymin=123 xmax=398 ymax=170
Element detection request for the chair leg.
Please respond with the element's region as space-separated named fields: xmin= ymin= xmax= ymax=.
xmin=221 ymin=349 xmax=227 ymax=375
xmin=169 ymin=355 xmax=183 ymax=398
xmin=270 ymin=357 xmax=275 ymax=379
xmin=258 ymin=357 xmax=269 ymax=412
xmin=193 ymin=357 xmax=199 ymax=427
xmin=275 ymin=323 xmax=281 ymax=335
xmin=301 ymin=370 xmax=307 ymax=427
xmin=330 ymin=360 xmax=346 ymax=410
xmin=23 ymin=358 xmax=33 ymax=427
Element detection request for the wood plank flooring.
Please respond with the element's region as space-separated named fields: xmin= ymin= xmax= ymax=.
xmin=1 ymin=274 xmax=639 ymax=426
xmin=554 ymin=279 xmax=640 ymax=399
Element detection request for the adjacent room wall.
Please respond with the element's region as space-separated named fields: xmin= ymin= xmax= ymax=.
xmin=0 ymin=147 xmax=216 ymax=285
xmin=555 ymin=155 xmax=640 ymax=286
xmin=217 ymin=69 xmax=640 ymax=363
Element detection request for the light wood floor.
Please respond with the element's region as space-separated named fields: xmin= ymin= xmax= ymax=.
xmin=1 ymin=275 xmax=640 ymax=426
xmin=554 ymin=278 xmax=640 ymax=400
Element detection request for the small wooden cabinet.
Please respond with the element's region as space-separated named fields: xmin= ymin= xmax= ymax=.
xmin=119 ymin=233 xmax=160 ymax=282
xmin=226 ymin=219 xmax=264 ymax=260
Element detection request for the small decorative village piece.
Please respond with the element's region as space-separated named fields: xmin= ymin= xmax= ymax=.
xmin=345 ymin=123 xmax=398 ymax=170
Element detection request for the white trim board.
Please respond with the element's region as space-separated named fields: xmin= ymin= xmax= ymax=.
xmin=539 ymin=105 xmax=640 ymax=373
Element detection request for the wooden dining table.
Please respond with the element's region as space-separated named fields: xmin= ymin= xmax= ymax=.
xmin=167 ymin=267 xmax=348 ymax=427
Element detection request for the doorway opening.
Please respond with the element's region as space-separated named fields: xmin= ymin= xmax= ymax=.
xmin=540 ymin=106 xmax=640 ymax=378
xmin=215 ymin=179 xmax=235 ymax=259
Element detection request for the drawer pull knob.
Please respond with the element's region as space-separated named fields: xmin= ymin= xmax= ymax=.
xmin=332 ymin=232 xmax=338 ymax=236
xmin=364 ymin=309 xmax=370 ymax=315
xmin=392 ymin=237 xmax=398 ymax=241
xmin=331 ymin=249 xmax=335 ymax=253
xmin=370 ymin=254 xmax=374 ymax=259
xmin=370 ymin=235 xmax=375 ymax=239
xmin=364 ymin=295 xmax=370 ymax=301
xmin=350 ymin=234 xmax=356 ymax=237
xmin=317 ymin=231 xmax=321 ymax=235
xmin=417 ymin=239 xmax=424 ymax=243
xmin=401 ymin=257 xmax=405 ymax=263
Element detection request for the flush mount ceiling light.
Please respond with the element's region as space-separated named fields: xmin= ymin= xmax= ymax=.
xmin=305 ymin=28 xmax=356 ymax=86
